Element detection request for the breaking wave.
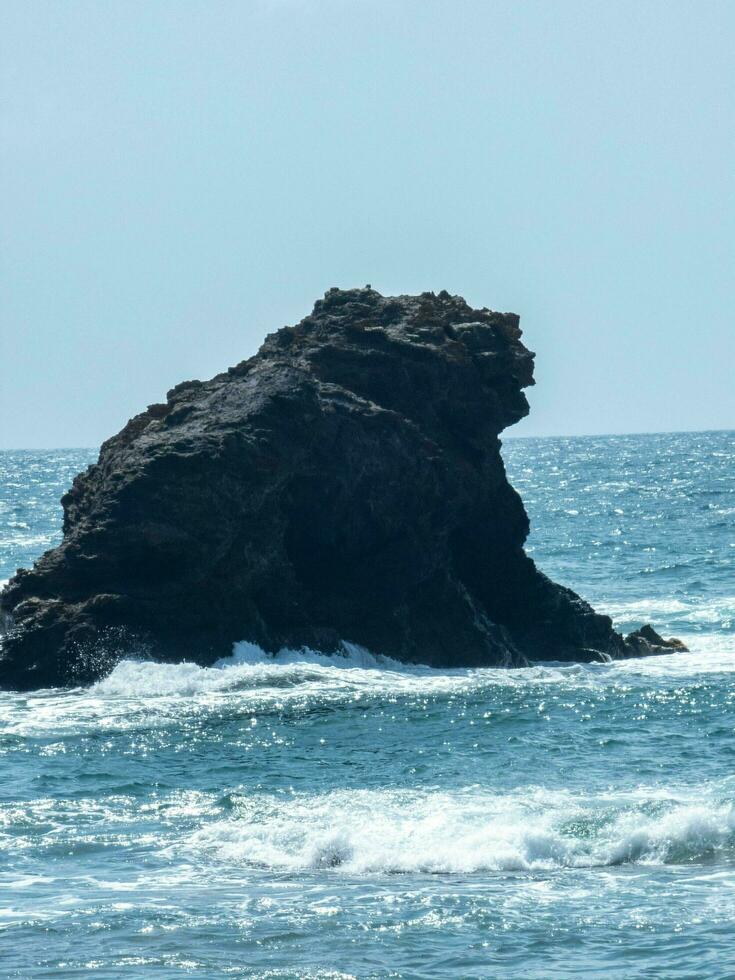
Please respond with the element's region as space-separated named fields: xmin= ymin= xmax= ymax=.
xmin=85 ymin=633 xmax=735 ymax=705
xmin=187 ymin=785 xmax=735 ymax=874
xmin=604 ymin=595 xmax=735 ymax=631
xmin=90 ymin=640 xmax=425 ymax=699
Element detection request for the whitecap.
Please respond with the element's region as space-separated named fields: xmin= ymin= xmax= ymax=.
xmin=184 ymin=784 xmax=735 ymax=875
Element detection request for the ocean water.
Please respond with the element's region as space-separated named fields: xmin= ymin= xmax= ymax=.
xmin=0 ymin=429 xmax=733 ymax=979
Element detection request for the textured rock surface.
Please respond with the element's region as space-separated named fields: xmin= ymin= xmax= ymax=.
xmin=0 ymin=288 xmax=683 ymax=689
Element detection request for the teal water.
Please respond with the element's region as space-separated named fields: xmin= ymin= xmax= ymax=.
xmin=0 ymin=430 xmax=733 ymax=979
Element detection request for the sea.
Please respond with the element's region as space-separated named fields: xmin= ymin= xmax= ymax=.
xmin=0 ymin=429 xmax=733 ymax=979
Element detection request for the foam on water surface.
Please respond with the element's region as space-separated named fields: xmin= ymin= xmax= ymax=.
xmin=87 ymin=628 xmax=733 ymax=702
xmin=188 ymin=784 xmax=735 ymax=874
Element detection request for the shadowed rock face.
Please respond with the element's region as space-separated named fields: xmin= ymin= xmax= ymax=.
xmin=0 ymin=288 xmax=683 ymax=689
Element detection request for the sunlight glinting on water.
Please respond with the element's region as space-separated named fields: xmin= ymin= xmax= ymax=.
xmin=0 ymin=431 xmax=733 ymax=978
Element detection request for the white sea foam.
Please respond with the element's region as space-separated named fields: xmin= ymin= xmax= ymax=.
xmin=603 ymin=595 xmax=735 ymax=628
xmin=91 ymin=640 xmax=424 ymax=699
xmin=186 ymin=785 xmax=735 ymax=874
xmin=85 ymin=653 xmax=597 ymax=702
xmin=83 ymin=629 xmax=735 ymax=702
xmin=0 ymin=626 xmax=728 ymax=741
xmin=226 ymin=639 xmax=411 ymax=672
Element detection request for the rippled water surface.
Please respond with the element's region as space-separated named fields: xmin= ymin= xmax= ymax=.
xmin=0 ymin=431 xmax=733 ymax=978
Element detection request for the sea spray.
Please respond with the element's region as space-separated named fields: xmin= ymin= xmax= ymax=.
xmin=186 ymin=786 xmax=735 ymax=874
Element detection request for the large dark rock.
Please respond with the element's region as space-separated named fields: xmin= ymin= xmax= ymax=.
xmin=0 ymin=287 xmax=684 ymax=689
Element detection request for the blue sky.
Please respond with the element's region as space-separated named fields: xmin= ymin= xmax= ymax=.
xmin=1 ymin=0 xmax=733 ymax=447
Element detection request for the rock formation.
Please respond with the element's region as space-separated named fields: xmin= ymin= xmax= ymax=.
xmin=0 ymin=288 xmax=684 ymax=689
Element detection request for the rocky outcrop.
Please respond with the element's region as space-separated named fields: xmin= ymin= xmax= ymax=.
xmin=0 ymin=287 xmax=684 ymax=689
xmin=625 ymin=625 xmax=688 ymax=653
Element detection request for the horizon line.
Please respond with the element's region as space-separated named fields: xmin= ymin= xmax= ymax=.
xmin=1 ymin=425 xmax=733 ymax=452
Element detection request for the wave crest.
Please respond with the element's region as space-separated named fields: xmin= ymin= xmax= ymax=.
xmin=185 ymin=787 xmax=735 ymax=874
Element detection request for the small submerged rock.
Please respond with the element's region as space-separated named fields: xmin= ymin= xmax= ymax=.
xmin=0 ymin=287 xmax=684 ymax=689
